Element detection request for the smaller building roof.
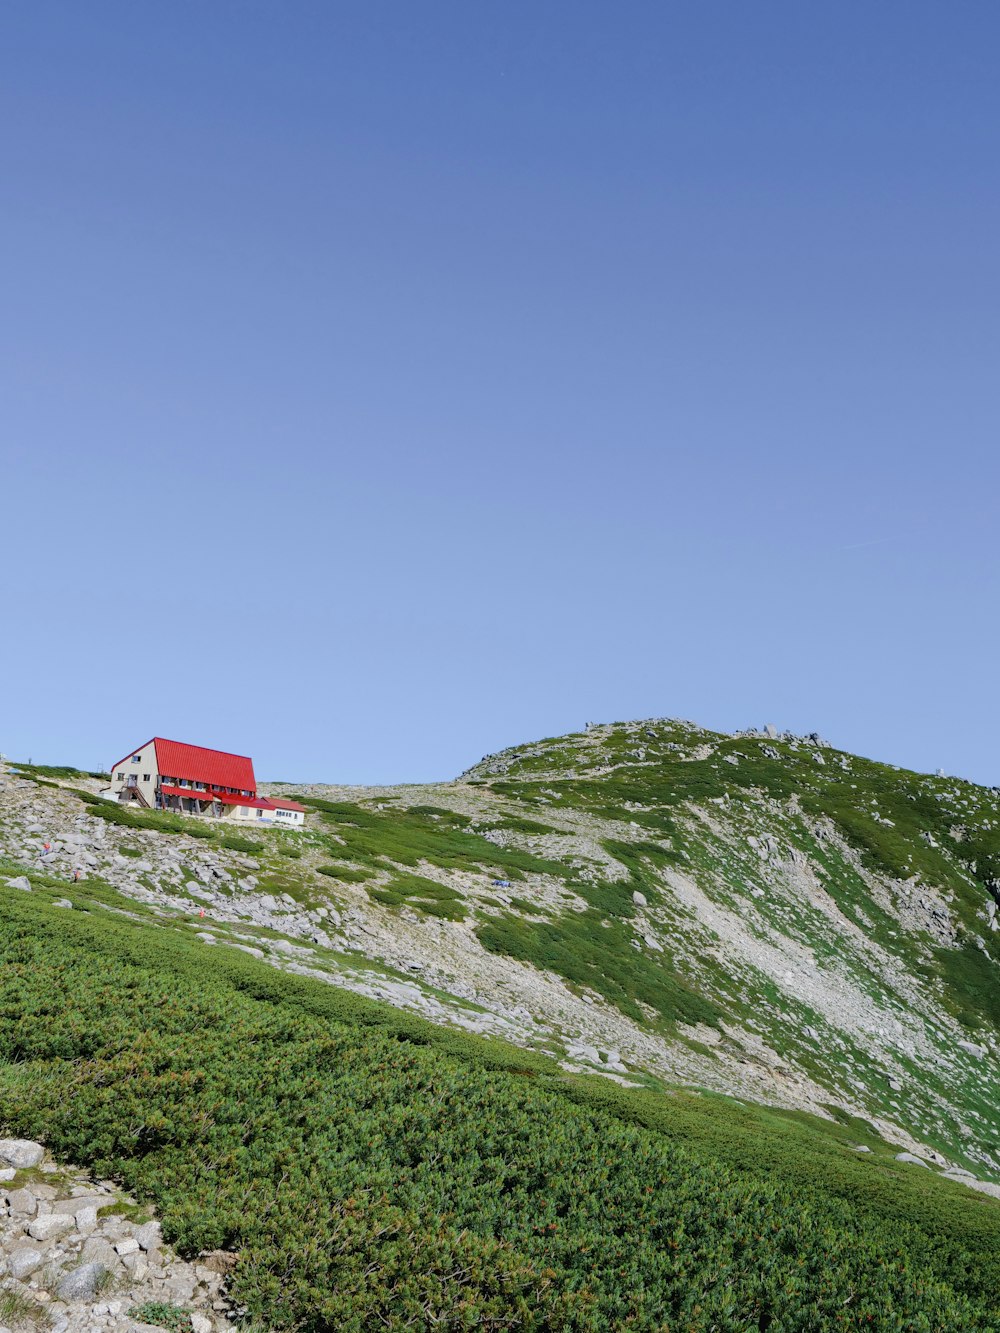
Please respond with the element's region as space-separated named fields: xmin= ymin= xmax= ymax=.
xmin=267 ymin=797 xmax=307 ymax=812
xmin=216 ymin=792 xmax=271 ymax=809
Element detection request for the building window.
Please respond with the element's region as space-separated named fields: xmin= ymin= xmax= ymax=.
xmin=142 ymin=774 xmax=150 ymax=782
xmin=132 ymin=755 xmax=141 ymax=763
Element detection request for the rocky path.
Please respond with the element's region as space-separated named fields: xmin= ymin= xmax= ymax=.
xmin=0 ymin=1138 xmax=235 ymax=1333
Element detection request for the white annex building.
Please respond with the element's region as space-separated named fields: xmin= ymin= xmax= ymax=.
xmin=105 ymin=737 xmax=306 ymax=827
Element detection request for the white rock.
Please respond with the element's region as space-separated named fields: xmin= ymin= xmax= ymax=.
xmin=894 ymin=1151 xmax=930 ymax=1168
xmin=7 ymin=1246 xmax=44 ymax=1279
xmin=0 ymin=1138 xmax=44 ymax=1169
xmin=122 ymin=1250 xmax=149 ymax=1279
xmin=190 ymin=1315 xmax=213 ymax=1333
xmin=957 ymin=1039 xmax=987 ymax=1060
xmin=134 ymin=1221 xmax=162 ymax=1251
xmin=115 ymin=1236 xmax=140 ymax=1255
xmin=28 ymin=1213 xmax=75 ymax=1240
xmin=6 ymin=1187 xmax=36 ymax=1216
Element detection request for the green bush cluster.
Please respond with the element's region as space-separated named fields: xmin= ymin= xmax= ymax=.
xmin=477 ymin=843 xmax=714 ymax=1030
xmin=75 ymin=793 xmax=216 ymax=839
xmin=369 ymin=872 xmax=467 ymax=920
xmin=302 ymin=797 xmax=569 ymax=883
xmin=317 ymin=864 xmax=370 ymax=883
xmin=0 ymin=890 xmax=997 ymax=1332
xmin=217 ymin=834 xmax=261 ymax=854
xmin=129 ymin=1303 xmax=194 ymax=1331
xmin=12 ymin=761 xmax=108 ymax=781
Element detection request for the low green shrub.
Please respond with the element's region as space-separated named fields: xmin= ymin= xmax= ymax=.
xmin=303 ymin=797 xmax=569 ymax=882
xmin=217 ymin=834 xmax=261 ymax=854
xmin=317 ymin=865 xmax=369 ymax=883
xmin=0 ymin=890 xmax=996 ymax=1332
xmin=368 ymin=873 xmax=466 ymax=921
xmin=12 ymin=762 xmax=107 ymax=781
xmin=129 ymin=1303 xmax=194 ymax=1331
xmin=84 ymin=801 xmax=215 ymax=839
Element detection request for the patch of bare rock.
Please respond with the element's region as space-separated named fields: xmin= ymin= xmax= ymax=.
xmin=0 ymin=1138 xmax=234 ymax=1332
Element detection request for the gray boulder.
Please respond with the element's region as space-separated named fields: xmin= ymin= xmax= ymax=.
xmin=7 ymin=1245 xmax=44 ymax=1280
xmin=57 ymin=1260 xmax=108 ymax=1302
xmin=81 ymin=1236 xmax=125 ymax=1275
xmin=134 ymin=1220 xmax=162 ymax=1251
xmin=567 ymin=1042 xmax=601 ymax=1064
xmin=4 ymin=876 xmax=32 ymax=892
xmin=894 ymin=1151 xmax=930 ymax=1168
xmin=0 ymin=1138 xmax=44 ymax=1168
xmin=28 ymin=1212 xmax=74 ymax=1241
xmin=6 ymin=1187 xmax=37 ymax=1216
xmin=957 ymin=1039 xmax=987 ymax=1060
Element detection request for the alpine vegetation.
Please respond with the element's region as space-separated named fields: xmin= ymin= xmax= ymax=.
xmin=1 ymin=719 xmax=998 ymax=1330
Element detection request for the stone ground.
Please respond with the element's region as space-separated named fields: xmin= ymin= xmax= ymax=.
xmin=0 ymin=1138 xmax=235 ymax=1333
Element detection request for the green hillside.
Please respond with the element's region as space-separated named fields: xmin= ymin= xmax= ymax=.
xmin=2 ymin=719 xmax=999 ymax=1329
xmin=1 ymin=883 xmax=998 ymax=1331
xmin=276 ymin=721 xmax=1000 ymax=1182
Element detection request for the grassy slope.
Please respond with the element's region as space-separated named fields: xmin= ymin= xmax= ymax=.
xmin=1 ymin=881 xmax=999 ymax=1331
xmin=450 ymin=723 xmax=1000 ymax=1169
xmin=50 ymin=721 xmax=1000 ymax=1174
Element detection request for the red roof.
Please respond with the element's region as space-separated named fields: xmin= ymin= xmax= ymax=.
xmin=153 ymin=738 xmax=256 ymax=793
xmin=267 ymin=797 xmax=306 ymax=812
xmin=216 ymin=793 xmax=272 ymax=809
xmin=160 ymin=784 xmax=216 ymax=801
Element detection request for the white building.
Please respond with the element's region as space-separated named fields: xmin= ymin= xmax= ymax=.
xmin=106 ymin=737 xmax=306 ymax=827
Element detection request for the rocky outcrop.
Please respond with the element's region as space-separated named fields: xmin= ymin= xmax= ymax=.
xmin=0 ymin=1139 xmax=234 ymax=1332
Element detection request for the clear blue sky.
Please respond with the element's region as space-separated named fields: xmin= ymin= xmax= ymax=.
xmin=3 ymin=2 xmax=998 ymax=785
